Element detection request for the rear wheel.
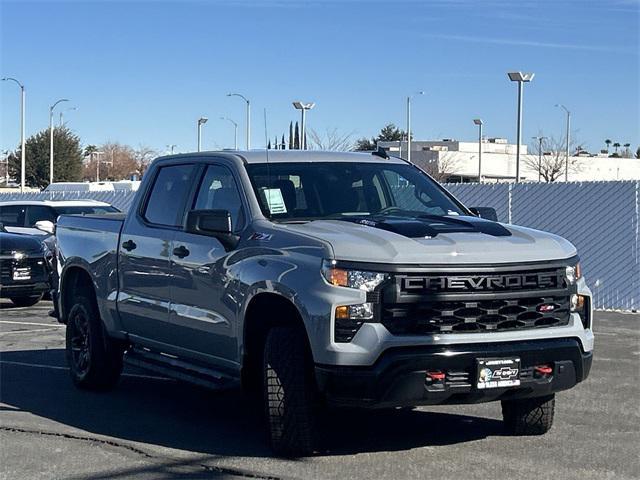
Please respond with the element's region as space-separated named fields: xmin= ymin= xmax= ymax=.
xmin=263 ymin=326 xmax=319 ymax=456
xmin=502 ymin=394 xmax=555 ymax=435
xmin=10 ymin=294 xmax=43 ymax=307
xmin=65 ymin=294 xmax=123 ymax=391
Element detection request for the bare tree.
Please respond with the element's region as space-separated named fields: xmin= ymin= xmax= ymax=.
xmin=523 ymin=134 xmax=583 ymax=182
xmin=417 ymin=152 xmax=460 ymax=182
xmin=307 ymin=128 xmax=355 ymax=151
xmin=133 ymin=144 xmax=158 ymax=177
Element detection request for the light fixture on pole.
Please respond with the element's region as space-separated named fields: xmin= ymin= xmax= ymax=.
xmin=507 ymin=72 xmax=534 ymax=182
xmin=2 ymin=77 xmax=26 ymax=192
xmin=555 ymin=104 xmax=571 ymax=182
xmin=292 ymin=101 xmax=315 ymax=150
xmin=197 ymin=117 xmax=208 ymax=152
xmin=532 ymin=136 xmax=547 ymax=182
xmin=473 ymin=119 xmax=484 ymax=182
xmin=59 ymin=106 xmax=77 ymax=127
xmin=227 ymin=93 xmax=250 ymax=150
xmin=49 ymin=98 xmax=69 ymax=186
xmin=406 ymin=91 xmax=424 ymax=164
xmin=220 ymin=117 xmax=238 ymax=150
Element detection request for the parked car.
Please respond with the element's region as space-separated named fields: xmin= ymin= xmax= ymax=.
xmin=55 ymin=151 xmax=593 ymax=455
xmin=0 ymin=200 xmax=120 ymax=236
xmin=0 ymin=225 xmax=51 ymax=307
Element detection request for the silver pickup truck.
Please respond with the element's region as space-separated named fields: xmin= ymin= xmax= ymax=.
xmin=56 ymin=150 xmax=593 ymax=455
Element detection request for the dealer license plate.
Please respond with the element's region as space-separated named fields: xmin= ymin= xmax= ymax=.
xmin=13 ymin=267 xmax=31 ymax=281
xmin=476 ymin=357 xmax=521 ymax=389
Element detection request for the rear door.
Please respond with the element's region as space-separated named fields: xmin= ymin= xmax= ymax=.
xmin=118 ymin=163 xmax=197 ymax=346
xmin=169 ymin=162 xmax=246 ymax=366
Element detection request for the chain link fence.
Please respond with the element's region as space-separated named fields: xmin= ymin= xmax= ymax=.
xmin=2 ymin=180 xmax=637 ymax=310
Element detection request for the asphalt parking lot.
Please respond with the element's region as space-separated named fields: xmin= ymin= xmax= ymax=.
xmin=1 ymin=300 xmax=638 ymax=480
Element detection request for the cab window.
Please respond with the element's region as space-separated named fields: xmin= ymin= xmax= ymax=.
xmin=194 ymin=165 xmax=245 ymax=232
xmin=143 ymin=164 xmax=195 ymax=227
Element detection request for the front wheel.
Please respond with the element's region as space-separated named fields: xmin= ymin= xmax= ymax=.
xmin=10 ymin=294 xmax=43 ymax=307
xmin=263 ymin=326 xmax=319 ymax=456
xmin=502 ymin=394 xmax=555 ymax=435
xmin=65 ymin=294 xmax=123 ymax=391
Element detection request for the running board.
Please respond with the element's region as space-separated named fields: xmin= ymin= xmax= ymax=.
xmin=124 ymin=346 xmax=238 ymax=390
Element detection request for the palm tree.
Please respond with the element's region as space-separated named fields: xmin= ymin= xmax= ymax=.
xmin=623 ymin=143 xmax=631 ymax=157
xmin=605 ymin=139 xmax=612 ymax=152
xmin=84 ymin=144 xmax=98 ymax=157
xmin=613 ymin=142 xmax=621 ymax=153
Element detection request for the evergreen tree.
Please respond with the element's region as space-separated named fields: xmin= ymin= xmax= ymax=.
xmin=294 ymin=122 xmax=300 ymax=149
xmin=267 ymin=139 xmax=272 ymax=150
xmin=289 ymin=122 xmax=294 ymax=149
xmin=8 ymin=126 xmax=83 ymax=188
xmin=281 ymin=134 xmax=286 ymax=150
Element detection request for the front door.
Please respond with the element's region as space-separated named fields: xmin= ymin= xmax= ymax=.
xmin=118 ymin=163 xmax=196 ymax=346
xmin=169 ymin=163 xmax=246 ymax=368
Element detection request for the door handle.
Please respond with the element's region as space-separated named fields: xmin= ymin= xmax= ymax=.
xmin=172 ymin=245 xmax=190 ymax=258
xmin=122 ymin=239 xmax=137 ymax=251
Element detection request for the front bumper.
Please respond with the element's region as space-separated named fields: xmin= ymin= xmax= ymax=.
xmin=315 ymin=337 xmax=592 ymax=408
xmin=0 ymin=282 xmax=49 ymax=298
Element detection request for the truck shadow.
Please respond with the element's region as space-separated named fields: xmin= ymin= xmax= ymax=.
xmin=0 ymin=348 xmax=505 ymax=457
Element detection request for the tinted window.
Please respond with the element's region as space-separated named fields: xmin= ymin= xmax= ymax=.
xmin=0 ymin=205 xmax=27 ymax=227
xmin=194 ymin=165 xmax=245 ymax=231
xmin=143 ymin=164 xmax=195 ymax=226
xmin=26 ymin=206 xmax=56 ymax=226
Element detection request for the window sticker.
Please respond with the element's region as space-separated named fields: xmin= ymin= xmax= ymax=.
xmin=263 ymin=188 xmax=288 ymax=214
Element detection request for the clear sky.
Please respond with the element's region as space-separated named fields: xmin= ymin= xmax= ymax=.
xmin=1 ymin=0 xmax=638 ymax=155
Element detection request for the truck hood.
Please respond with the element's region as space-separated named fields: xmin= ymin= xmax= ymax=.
xmin=279 ymin=216 xmax=576 ymax=265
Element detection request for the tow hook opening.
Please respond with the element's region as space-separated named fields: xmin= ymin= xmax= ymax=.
xmin=534 ymin=364 xmax=553 ymax=377
xmin=426 ymin=371 xmax=446 ymax=381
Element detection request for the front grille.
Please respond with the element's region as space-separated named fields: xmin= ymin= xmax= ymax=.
xmin=382 ymin=296 xmax=571 ymax=335
xmin=380 ymin=267 xmax=572 ymax=336
xmin=0 ymin=257 xmax=47 ymax=285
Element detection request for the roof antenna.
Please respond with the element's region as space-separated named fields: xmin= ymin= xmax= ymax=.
xmin=372 ymin=145 xmax=389 ymax=159
xmin=263 ymin=108 xmax=272 ymax=218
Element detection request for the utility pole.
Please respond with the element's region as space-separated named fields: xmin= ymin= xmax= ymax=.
xmin=406 ymin=91 xmax=424 ymax=164
xmin=473 ymin=119 xmax=483 ymax=182
xmin=556 ymin=104 xmax=571 ymax=181
xmin=227 ymin=93 xmax=250 ymax=149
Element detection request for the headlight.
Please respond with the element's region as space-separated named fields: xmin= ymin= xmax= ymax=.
xmin=565 ymin=262 xmax=582 ymax=285
xmin=321 ymin=260 xmax=387 ymax=292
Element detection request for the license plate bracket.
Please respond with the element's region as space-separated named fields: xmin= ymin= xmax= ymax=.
xmin=13 ymin=267 xmax=31 ymax=281
xmin=476 ymin=357 xmax=521 ymax=389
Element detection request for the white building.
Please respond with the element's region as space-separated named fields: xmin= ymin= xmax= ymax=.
xmin=379 ymin=138 xmax=640 ymax=183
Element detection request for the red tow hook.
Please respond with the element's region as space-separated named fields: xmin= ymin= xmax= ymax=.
xmin=426 ymin=371 xmax=446 ymax=381
xmin=534 ymin=365 xmax=553 ymax=375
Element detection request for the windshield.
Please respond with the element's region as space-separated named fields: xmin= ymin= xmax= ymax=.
xmin=245 ymin=162 xmax=467 ymax=222
xmin=53 ymin=205 xmax=120 ymax=215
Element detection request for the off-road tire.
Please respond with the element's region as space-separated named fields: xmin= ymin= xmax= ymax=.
xmin=502 ymin=394 xmax=555 ymax=435
xmin=263 ymin=326 xmax=318 ymax=456
xmin=10 ymin=294 xmax=43 ymax=307
xmin=65 ymin=294 xmax=123 ymax=391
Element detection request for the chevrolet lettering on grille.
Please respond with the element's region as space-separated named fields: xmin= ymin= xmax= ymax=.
xmin=401 ymin=272 xmax=560 ymax=292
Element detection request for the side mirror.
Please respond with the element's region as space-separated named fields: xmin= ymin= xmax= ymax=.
xmin=185 ymin=209 xmax=239 ymax=250
xmin=35 ymin=220 xmax=56 ymax=235
xmin=469 ymin=207 xmax=498 ymax=222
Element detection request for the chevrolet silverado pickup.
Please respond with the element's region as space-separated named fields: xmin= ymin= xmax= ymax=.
xmin=55 ymin=150 xmax=593 ymax=455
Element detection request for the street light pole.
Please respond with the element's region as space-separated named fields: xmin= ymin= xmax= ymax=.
xmin=406 ymin=91 xmax=424 ymax=164
xmin=556 ymin=104 xmax=571 ymax=181
xmin=220 ymin=117 xmax=238 ymax=150
xmin=227 ymin=93 xmax=250 ymax=150
xmin=49 ymin=98 xmax=69 ymax=186
xmin=2 ymin=77 xmax=26 ymax=192
xmin=532 ymin=136 xmax=547 ymax=182
xmin=59 ymin=107 xmax=77 ymax=127
xmin=473 ymin=119 xmax=483 ymax=182
xmin=507 ymin=72 xmax=535 ymax=182
xmin=292 ymin=102 xmax=315 ymax=150
xmin=197 ymin=117 xmax=208 ymax=152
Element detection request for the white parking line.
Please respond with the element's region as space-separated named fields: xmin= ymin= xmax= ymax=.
xmin=0 ymin=320 xmax=64 ymax=328
xmin=0 ymin=360 xmax=172 ymax=381
xmin=0 ymin=328 xmax=61 ymax=335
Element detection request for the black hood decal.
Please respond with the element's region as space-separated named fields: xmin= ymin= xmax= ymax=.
xmin=337 ymin=215 xmax=511 ymax=238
